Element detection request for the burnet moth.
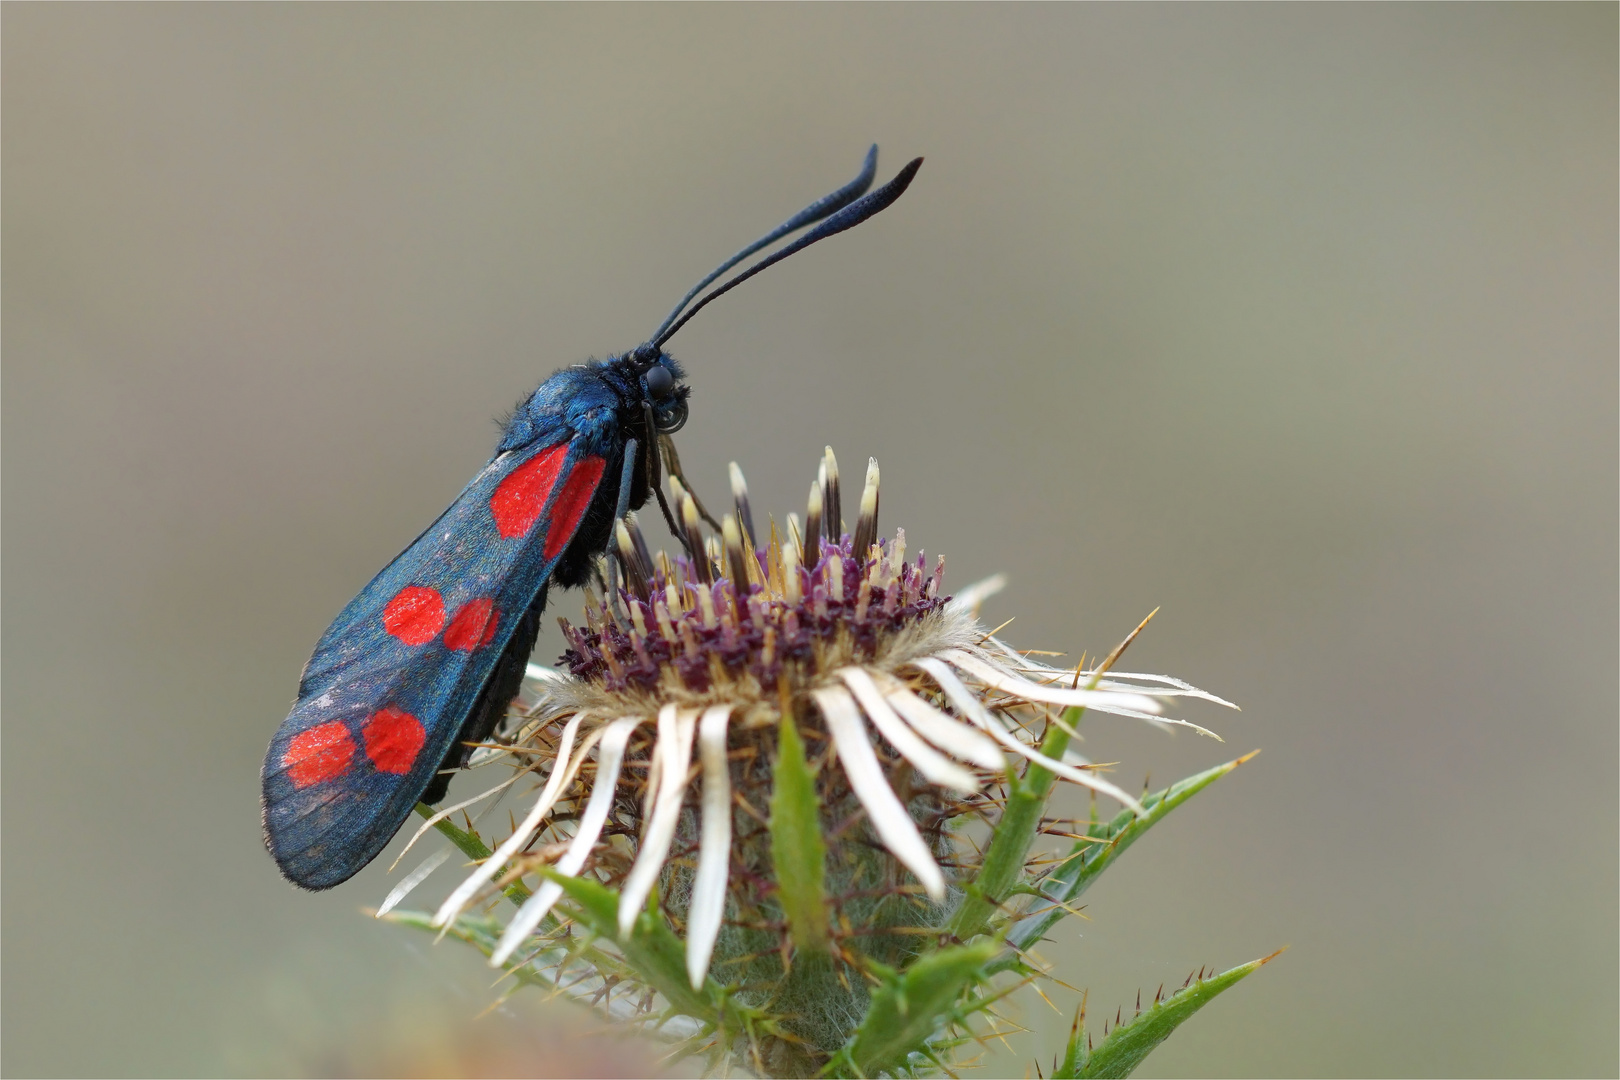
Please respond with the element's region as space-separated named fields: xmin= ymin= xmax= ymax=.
xmin=262 ymin=147 xmax=923 ymax=889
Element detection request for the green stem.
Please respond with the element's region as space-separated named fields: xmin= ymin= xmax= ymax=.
xmin=416 ymin=802 xmax=533 ymax=906
xmin=947 ymin=707 xmax=1079 ymax=941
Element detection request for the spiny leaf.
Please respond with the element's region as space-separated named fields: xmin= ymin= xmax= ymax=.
xmin=828 ymin=939 xmax=999 ymax=1078
xmin=769 ymin=710 xmax=831 ymax=954
xmin=1001 ymin=752 xmax=1259 ymax=966
xmin=420 ymin=803 xmax=531 ymax=905
xmin=1055 ymin=993 xmax=1088 ymax=1079
xmin=413 ymin=816 xmax=774 ymax=1055
xmin=1053 ymin=950 xmax=1284 ymax=1079
xmin=378 ymin=908 xmax=637 ymax=994
xmin=380 ymin=909 xmax=531 ymax=973
xmin=948 ymin=707 xmax=1080 ymax=943
xmin=539 ymin=869 xmax=716 ymax=1022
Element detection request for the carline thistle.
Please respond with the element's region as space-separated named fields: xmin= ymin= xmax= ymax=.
xmin=262 ymin=147 xmax=924 ymax=890
xmin=398 ymin=448 xmax=1240 ymax=1076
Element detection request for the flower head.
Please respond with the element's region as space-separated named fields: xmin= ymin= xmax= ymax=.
xmin=405 ymin=447 xmax=1234 ymax=1072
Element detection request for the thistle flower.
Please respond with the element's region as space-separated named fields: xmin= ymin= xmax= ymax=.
xmin=385 ymin=447 xmax=1253 ymax=1078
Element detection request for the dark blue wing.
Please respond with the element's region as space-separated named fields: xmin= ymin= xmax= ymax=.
xmin=262 ymin=434 xmax=607 ymax=889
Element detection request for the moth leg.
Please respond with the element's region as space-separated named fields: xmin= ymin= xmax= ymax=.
xmin=613 ymin=438 xmax=638 ymax=524
xmin=604 ymin=438 xmax=638 ymax=617
xmin=660 ymin=434 xmax=723 ymax=530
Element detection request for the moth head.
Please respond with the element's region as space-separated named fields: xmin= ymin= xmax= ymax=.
xmin=640 ymin=352 xmax=689 ymax=434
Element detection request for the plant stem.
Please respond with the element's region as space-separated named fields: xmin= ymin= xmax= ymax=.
xmin=947 ymin=706 xmax=1079 ymax=941
xmin=418 ymin=803 xmax=533 ymax=905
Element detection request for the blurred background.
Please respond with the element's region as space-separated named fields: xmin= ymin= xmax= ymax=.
xmin=4 ymin=5 xmax=1614 ymax=1077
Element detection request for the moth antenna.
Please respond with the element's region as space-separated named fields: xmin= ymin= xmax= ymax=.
xmin=644 ymin=146 xmax=879 ymax=352
xmin=649 ymin=155 xmax=923 ymax=351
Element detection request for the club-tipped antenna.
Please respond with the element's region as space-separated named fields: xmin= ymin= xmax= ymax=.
xmin=646 ymin=146 xmax=879 ymax=349
xmin=648 ymin=155 xmax=923 ymax=353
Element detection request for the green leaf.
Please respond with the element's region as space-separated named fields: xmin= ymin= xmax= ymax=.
xmin=379 ymin=907 xmax=636 ymax=992
xmin=380 ymin=909 xmax=514 ymax=963
xmin=1000 ymin=752 xmax=1258 ymax=967
xmin=829 ymin=939 xmax=999 ymax=1078
xmin=769 ymin=710 xmax=831 ymax=954
xmin=956 ymin=610 xmax=1165 ymax=944
xmin=1053 ymin=950 xmax=1284 ymax=1078
xmin=539 ymin=869 xmax=715 ymax=1023
xmin=1055 ymin=997 xmax=1088 ymax=1079
xmin=949 ymin=707 xmax=1081 ymax=942
xmin=418 ymin=803 xmax=532 ymax=906
xmin=537 ymin=872 xmax=778 ymax=1057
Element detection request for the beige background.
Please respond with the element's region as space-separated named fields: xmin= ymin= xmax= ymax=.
xmin=4 ymin=5 xmax=1615 ymax=1076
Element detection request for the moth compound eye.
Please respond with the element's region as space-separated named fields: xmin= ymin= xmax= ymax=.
xmin=644 ymin=365 xmax=674 ymax=399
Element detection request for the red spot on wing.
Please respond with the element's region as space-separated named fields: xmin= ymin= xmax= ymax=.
xmin=443 ymin=598 xmax=498 ymax=651
xmin=284 ymin=721 xmax=356 ymax=788
xmin=491 ymin=443 xmax=570 ymax=538
xmin=382 ymin=586 xmax=445 ymax=646
xmin=362 ymin=706 xmax=426 ymax=774
xmin=542 ymin=456 xmax=606 ymax=561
